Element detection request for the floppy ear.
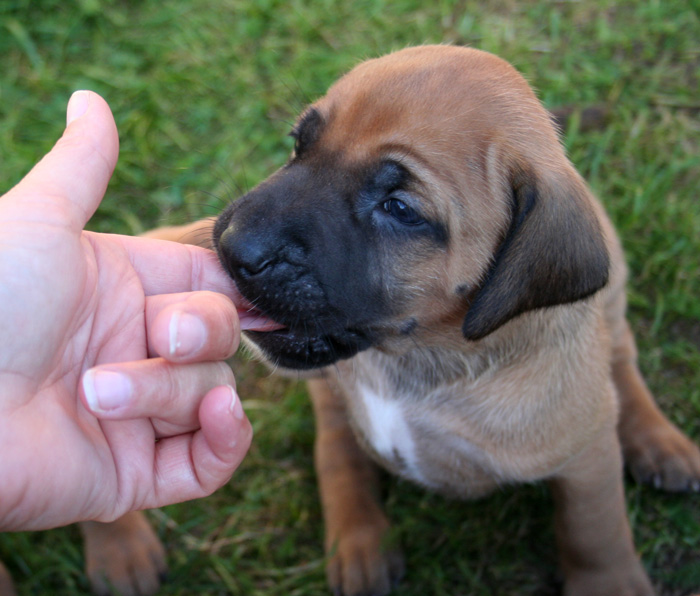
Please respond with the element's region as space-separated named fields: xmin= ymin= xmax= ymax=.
xmin=461 ymin=168 xmax=610 ymax=341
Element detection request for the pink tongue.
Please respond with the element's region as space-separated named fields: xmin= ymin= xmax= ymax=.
xmin=231 ymin=284 xmax=286 ymax=331
xmin=238 ymin=307 xmax=286 ymax=331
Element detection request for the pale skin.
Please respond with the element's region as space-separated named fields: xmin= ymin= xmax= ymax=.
xmin=0 ymin=90 xmax=256 ymax=531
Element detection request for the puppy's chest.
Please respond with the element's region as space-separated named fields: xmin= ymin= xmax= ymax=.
xmin=353 ymin=384 xmax=422 ymax=480
xmin=347 ymin=382 xmax=497 ymax=496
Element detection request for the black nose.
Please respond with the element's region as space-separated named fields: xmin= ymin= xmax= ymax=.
xmin=218 ymin=225 xmax=276 ymax=279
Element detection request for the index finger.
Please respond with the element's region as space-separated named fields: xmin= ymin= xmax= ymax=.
xmin=90 ymin=231 xmax=244 ymax=301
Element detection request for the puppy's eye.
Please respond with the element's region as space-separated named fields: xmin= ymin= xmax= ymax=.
xmin=382 ymin=198 xmax=424 ymax=225
xmin=289 ymin=133 xmax=303 ymax=156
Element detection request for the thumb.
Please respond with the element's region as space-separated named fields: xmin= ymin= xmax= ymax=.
xmin=2 ymin=90 xmax=119 ymax=231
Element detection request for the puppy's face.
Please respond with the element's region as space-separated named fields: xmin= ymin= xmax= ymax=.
xmin=213 ymin=46 xmax=609 ymax=370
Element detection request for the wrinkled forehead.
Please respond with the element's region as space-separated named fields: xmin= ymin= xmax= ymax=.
xmin=305 ymin=47 xmax=542 ymax=160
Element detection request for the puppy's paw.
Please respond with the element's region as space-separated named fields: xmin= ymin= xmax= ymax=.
xmin=622 ymin=419 xmax=700 ymax=492
xmin=564 ymin=567 xmax=655 ymax=596
xmin=81 ymin=511 xmax=167 ymax=596
xmin=0 ymin=561 xmax=17 ymax=596
xmin=326 ymin=524 xmax=404 ymax=596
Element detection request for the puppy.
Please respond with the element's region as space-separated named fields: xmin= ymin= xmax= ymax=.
xmin=157 ymin=45 xmax=700 ymax=595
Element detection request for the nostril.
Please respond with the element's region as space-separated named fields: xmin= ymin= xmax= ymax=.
xmin=218 ymin=226 xmax=275 ymax=279
xmin=240 ymin=258 xmax=272 ymax=278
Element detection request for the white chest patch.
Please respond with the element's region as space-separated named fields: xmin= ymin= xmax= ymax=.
xmin=358 ymin=384 xmax=425 ymax=485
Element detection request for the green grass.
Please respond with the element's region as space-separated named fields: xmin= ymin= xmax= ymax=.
xmin=1 ymin=0 xmax=699 ymax=594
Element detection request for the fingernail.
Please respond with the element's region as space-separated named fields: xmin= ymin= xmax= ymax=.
xmin=67 ymin=90 xmax=90 ymax=126
xmin=83 ymin=369 xmax=132 ymax=412
xmin=227 ymin=385 xmax=245 ymax=420
xmin=169 ymin=311 xmax=207 ymax=357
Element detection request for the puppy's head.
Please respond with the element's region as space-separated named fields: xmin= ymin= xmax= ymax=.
xmin=214 ymin=45 xmax=609 ymax=370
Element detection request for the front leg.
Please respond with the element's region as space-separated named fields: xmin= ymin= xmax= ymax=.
xmin=308 ymin=377 xmax=405 ymax=596
xmin=80 ymin=511 xmax=166 ymax=596
xmin=612 ymin=321 xmax=700 ymax=491
xmin=0 ymin=561 xmax=16 ymax=596
xmin=549 ymin=420 xmax=654 ymax=596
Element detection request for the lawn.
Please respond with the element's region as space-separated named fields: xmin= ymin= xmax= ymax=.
xmin=1 ymin=0 xmax=699 ymax=594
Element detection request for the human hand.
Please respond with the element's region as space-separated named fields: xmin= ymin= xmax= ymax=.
xmin=0 ymin=91 xmax=252 ymax=531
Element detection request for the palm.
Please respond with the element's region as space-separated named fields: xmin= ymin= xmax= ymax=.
xmin=0 ymin=91 xmax=252 ymax=532
xmin=0 ymin=221 xmax=154 ymax=526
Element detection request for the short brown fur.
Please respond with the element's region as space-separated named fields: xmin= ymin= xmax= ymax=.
xmin=150 ymin=46 xmax=700 ymax=596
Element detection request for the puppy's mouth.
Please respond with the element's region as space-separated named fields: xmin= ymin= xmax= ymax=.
xmin=235 ymin=300 xmax=373 ymax=370
xmin=245 ymin=326 xmax=373 ymax=370
xmin=236 ymin=301 xmax=287 ymax=333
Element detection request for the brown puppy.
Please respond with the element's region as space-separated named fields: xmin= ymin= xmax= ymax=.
xmin=157 ymin=46 xmax=700 ymax=595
